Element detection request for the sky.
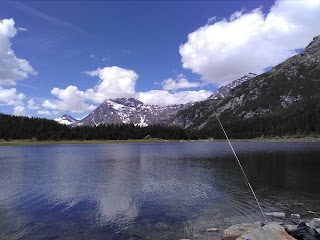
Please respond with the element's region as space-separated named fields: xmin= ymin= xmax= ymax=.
xmin=0 ymin=0 xmax=320 ymax=119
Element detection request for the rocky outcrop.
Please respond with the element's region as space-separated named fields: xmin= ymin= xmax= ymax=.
xmin=223 ymin=218 xmax=320 ymax=240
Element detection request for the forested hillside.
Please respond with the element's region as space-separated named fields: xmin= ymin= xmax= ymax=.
xmin=0 ymin=114 xmax=196 ymax=141
xmin=197 ymin=97 xmax=320 ymax=139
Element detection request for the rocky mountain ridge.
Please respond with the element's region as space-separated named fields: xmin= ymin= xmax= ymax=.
xmin=65 ymin=98 xmax=193 ymax=127
xmin=208 ymin=73 xmax=257 ymax=100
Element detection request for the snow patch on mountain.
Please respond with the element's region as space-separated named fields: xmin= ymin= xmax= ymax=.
xmin=73 ymin=98 xmax=193 ymax=127
xmin=55 ymin=114 xmax=78 ymax=125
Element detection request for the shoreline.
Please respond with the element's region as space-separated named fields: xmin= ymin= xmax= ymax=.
xmin=0 ymin=136 xmax=320 ymax=146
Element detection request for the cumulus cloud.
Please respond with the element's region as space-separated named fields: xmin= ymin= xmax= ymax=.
xmin=180 ymin=0 xmax=320 ymax=86
xmin=37 ymin=110 xmax=59 ymax=115
xmin=0 ymin=18 xmax=37 ymax=86
xmin=27 ymin=99 xmax=40 ymax=110
xmin=0 ymin=86 xmax=25 ymax=106
xmin=13 ymin=106 xmax=26 ymax=116
xmin=42 ymin=86 xmax=96 ymax=113
xmin=84 ymin=66 xmax=138 ymax=102
xmin=162 ymin=74 xmax=203 ymax=91
xmin=137 ymin=90 xmax=212 ymax=106
xmin=43 ymin=66 xmax=138 ymax=113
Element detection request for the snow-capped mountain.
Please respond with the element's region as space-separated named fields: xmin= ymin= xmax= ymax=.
xmin=73 ymin=98 xmax=192 ymax=127
xmin=208 ymin=73 xmax=257 ymax=100
xmin=54 ymin=114 xmax=78 ymax=125
xmin=54 ymin=73 xmax=257 ymax=127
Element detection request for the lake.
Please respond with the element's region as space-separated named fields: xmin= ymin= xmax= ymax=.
xmin=0 ymin=142 xmax=319 ymax=239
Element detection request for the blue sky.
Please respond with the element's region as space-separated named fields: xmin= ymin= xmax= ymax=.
xmin=0 ymin=0 xmax=320 ymax=119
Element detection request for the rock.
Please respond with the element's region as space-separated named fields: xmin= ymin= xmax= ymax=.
xmin=290 ymin=213 xmax=301 ymax=219
xmin=265 ymin=212 xmax=286 ymax=218
xmin=222 ymin=223 xmax=261 ymax=240
xmin=237 ymin=223 xmax=296 ymax=240
xmin=290 ymin=214 xmax=301 ymax=224
xmin=284 ymin=224 xmax=297 ymax=232
xmin=127 ymin=236 xmax=143 ymax=240
xmin=206 ymin=227 xmax=218 ymax=232
xmin=154 ymin=222 xmax=169 ymax=231
xmin=223 ymin=222 xmax=297 ymax=240
xmin=309 ymin=218 xmax=320 ymax=229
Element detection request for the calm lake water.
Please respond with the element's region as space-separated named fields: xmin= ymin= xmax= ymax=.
xmin=0 ymin=142 xmax=319 ymax=239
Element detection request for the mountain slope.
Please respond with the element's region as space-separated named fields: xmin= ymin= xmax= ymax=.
xmin=174 ymin=35 xmax=320 ymax=134
xmin=74 ymin=98 xmax=192 ymax=127
xmin=208 ymin=73 xmax=257 ymax=100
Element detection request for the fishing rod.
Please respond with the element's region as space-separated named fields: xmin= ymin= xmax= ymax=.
xmin=215 ymin=113 xmax=268 ymax=224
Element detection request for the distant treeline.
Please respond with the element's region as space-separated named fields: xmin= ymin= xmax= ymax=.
xmin=1 ymin=97 xmax=319 ymax=141
xmin=200 ymin=97 xmax=320 ymax=139
xmin=0 ymin=113 xmax=199 ymax=141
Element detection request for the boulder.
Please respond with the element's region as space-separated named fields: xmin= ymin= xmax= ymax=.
xmin=223 ymin=222 xmax=296 ymax=240
xmin=222 ymin=223 xmax=261 ymax=240
xmin=237 ymin=222 xmax=295 ymax=240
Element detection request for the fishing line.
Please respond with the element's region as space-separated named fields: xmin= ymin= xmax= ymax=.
xmin=215 ymin=114 xmax=268 ymax=224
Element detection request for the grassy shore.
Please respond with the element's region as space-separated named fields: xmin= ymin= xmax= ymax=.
xmin=0 ymin=136 xmax=320 ymax=146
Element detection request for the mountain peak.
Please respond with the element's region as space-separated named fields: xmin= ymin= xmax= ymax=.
xmin=74 ymin=97 xmax=188 ymax=127
xmin=208 ymin=73 xmax=257 ymax=100
xmin=55 ymin=114 xmax=77 ymax=125
xmin=112 ymin=98 xmax=144 ymax=107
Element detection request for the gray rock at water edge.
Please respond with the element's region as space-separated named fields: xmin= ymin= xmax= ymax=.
xmin=308 ymin=218 xmax=320 ymax=229
xmin=222 ymin=222 xmax=295 ymax=240
xmin=290 ymin=213 xmax=301 ymax=219
xmin=222 ymin=222 xmax=261 ymax=240
xmin=206 ymin=227 xmax=219 ymax=232
xmin=265 ymin=212 xmax=286 ymax=218
xmin=290 ymin=213 xmax=301 ymax=224
xmin=237 ymin=222 xmax=296 ymax=240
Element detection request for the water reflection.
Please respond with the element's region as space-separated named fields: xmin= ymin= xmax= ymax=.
xmin=0 ymin=142 xmax=319 ymax=239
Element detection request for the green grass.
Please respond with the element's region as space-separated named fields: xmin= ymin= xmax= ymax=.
xmin=1 ymin=136 xmax=320 ymax=146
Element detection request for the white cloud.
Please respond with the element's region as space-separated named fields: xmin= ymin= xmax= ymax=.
xmin=13 ymin=106 xmax=26 ymax=116
xmin=43 ymin=66 xmax=138 ymax=113
xmin=0 ymin=86 xmax=25 ymax=106
xmin=17 ymin=27 xmax=28 ymax=32
xmin=37 ymin=110 xmax=59 ymax=115
xmin=207 ymin=16 xmax=217 ymax=25
xmin=89 ymin=54 xmax=97 ymax=59
xmin=137 ymin=90 xmax=212 ymax=106
xmin=27 ymin=99 xmax=40 ymax=110
xmin=42 ymin=86 xmax=96 ymax=113
xmin=84 ymin=66 xmax=138 ymax=102
xmin=180 ymin=0 xmax=320 ymax=86
xmin=0 ymin=18 xmax=37 ymax=86
xmin=162 ymin=74 xmax=203 ymax=91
